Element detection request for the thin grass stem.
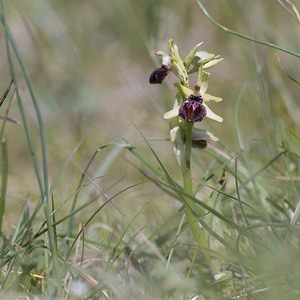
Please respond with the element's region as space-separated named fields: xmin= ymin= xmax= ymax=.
xmin=195 ymin=0 xmax=300 ymax=58
xmin=0 ymin=139 xmax=8 ymax=232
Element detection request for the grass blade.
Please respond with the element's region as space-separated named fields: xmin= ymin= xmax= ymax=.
xmin=195 ymin=0 xmax=300 ymax=58
xmin=0 ymin=0 xmax=59 ymax=280
xmin=0 ymin=139 xmax=8 ymax=233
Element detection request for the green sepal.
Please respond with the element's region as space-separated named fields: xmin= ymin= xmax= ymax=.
xmin=164 ymin=95 xmax=181 ymax=119
xmin=188 ymin=51 xmax=222 ymax=73
xmin=194 ymin=51 xmax=216 ymax=64
xmin=167 ymin=95 xmax=185 ymax=168
xmin=174 ymin=83 xmax=193 ymax=99
xmin=203 ymin=93 xmax=223 ymax=102
xmin=168 ymin=39 xmax=188 ymax=84
xmin=203 ymin=57 xmax=223 ymax=69
xmin=164 ymin=106 xmax=180 ymax=119
xmin=203 ymin=103 xmax=223 ymax=122
xmin=184 ymin=42 xmax=203 ymax=69
xmin=197 ymin=68 xmax=210 ymax=95
xmin=170 ymin=126 xmax=185 ymax=168
xmin=192 ymin=127 xmax=219 ymax=141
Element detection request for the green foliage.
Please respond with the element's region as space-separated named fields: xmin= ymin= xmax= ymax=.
xmin=0 ymin=0 xmax=299 ymax=299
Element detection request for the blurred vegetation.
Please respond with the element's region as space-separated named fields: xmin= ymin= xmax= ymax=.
xmin=0 ymin=0 xmax=299 ymax=299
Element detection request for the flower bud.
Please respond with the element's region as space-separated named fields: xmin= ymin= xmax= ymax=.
xmin=149 ymin=65 xmax=170 ymax=84
xmin=192 ymin=140 xmax=207 ymax=149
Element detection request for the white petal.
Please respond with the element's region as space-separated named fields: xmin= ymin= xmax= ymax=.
xmin=203 ymin=103 xmax=223 ymax=122
xmin=163 ymin=106 xmax=180 ymax=119
xmin=203 ymin=93 xmax=223 ymax=102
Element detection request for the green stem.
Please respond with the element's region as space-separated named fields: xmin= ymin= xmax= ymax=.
xmin=183 ymin=122 xmax=193 ymax=192
xmin=182 ymin=122 xmax=207 ymax=249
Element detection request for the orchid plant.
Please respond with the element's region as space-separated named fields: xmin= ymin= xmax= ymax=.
xmin=150 ymin=39 xmax=223 ymax=252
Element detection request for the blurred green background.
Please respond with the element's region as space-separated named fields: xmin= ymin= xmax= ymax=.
xmin=0 ymin=0 xmax=299 ymax=257
xmin=0 ymin=1 xmax=300 ymax=298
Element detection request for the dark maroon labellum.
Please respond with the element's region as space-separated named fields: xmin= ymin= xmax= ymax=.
xmin=188 ymin=94 xmax=203 ymax=103
xmin=149 ymin=65 xmax=170 ymax=84
xmin=179 ymin=100 xmax=207 ymax=122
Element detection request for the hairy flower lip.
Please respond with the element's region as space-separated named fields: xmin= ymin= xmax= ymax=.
xmin=149 ymin=65 xmax=170 ymax=84
xmin=188 ymin=94 xmax=203 ymax=103
xmin=179 ymin=99 xmax=207 ymax=122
